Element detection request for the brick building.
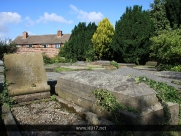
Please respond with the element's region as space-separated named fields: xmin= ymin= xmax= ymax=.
xmin=13 ymin=30 xmax=71 ymax=57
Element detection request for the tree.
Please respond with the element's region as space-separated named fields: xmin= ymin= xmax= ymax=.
xmin=111 ymin=5 xmax=154 ymax=64
xmin=165 ymin=0 xmax=181 ymax=29
xmin=84 ymin=22 xmax=97 ymax=61
xmin=149 ymin=0 xmax=170 ymax=35
xmin=91 ymin=18 xmax=114 ymax=60
xmin=60 ymin=22 xmax=97 ymax=61
xmin=150 ymin=29 xmax=181 ymax=65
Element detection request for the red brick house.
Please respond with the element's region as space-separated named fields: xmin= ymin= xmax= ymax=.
xmin=13 ymin=30 xmax=71 ymax=57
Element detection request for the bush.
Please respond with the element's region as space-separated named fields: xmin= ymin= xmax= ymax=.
xmin=171 ymin=65 xmax=181 ymax=72
xmin=0 ymin=42 xmax=17 ymax=60
xmin=156 ymin=63 xmax=173 ymax=71
xmin=150 ymin=29 xmax=181 ymax=65
xmin=43 ymin=53 xmax=69 ymax=64
xmin=110 ymin=60 xmax=119 ymax=69
xmin=85 ymin=48 xmax=97 ymax=62
xmin=58 ymin=46 xmax=65 ymax=57
xmin=42 ymin=53 xmax=52 ymax=64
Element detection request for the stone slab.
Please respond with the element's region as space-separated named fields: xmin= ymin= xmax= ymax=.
xmin=145 ymin=61 xmax=157 ymax=66
xmin=112 ymin=67 xmax=181 ymax=90
xmin=0 ymin=60 xmax=3 ymax=66
xmin=55 ymin=71 xmax=159 ymax=111
xmin=11 ymin=91 xmax=50 ymax=103
xmin=2 ymin=104 xmax=22 ymax=136
xmin=0 ymin=66 xmax=3 ymax=73
xmin=153 ymin=71 xmax=181 ymax=80
xmin=61 ymin=66 xmax=89 ymax=70
xmin=55 ymin=70 xmax=179 ymax=125
xmin=133 ymin=66 xmax=157 ymax=71
xmin=4 ymin=53 xmax=50 ymax=96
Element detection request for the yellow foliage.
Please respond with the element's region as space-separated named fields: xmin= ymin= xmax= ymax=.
xmin=91 ymin=18 xmax=114 ymax=59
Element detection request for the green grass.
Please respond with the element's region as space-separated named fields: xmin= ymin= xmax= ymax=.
xmin=55 ymin=67 xmax=73 ymax=72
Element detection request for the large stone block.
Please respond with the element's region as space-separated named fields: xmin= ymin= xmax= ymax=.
xmin=55 ymin=71 xmax=179 ymax=125
xmin=56 ymin=71 xmax=158 ymax=111
xmin=4 ymin=53 xmax=50 ymax=96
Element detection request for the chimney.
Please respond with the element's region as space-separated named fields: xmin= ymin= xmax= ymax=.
xmin=57 ymin=30 xmax=62 ymax=37
xmin=22 ymin=31 xmax=28 ymax=39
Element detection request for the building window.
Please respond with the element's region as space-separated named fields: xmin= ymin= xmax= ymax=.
xmin=55 ymin=44 xmax=60 ymax=48
xmin=26 ymin=45 xmax=29 ymax=48
xmin=29 ymin=44 xmax=32 ymax=48
xmin=16 ymin=45 xmax=21 ymax=48
xmin=43 ymin=44 xmax=49 ymax=48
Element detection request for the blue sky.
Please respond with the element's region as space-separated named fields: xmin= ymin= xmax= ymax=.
xmin=0 ymin=0 xmax=154 ymax=40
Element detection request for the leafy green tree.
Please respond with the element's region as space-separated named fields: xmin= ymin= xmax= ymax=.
xmin=60 ymin=22 xmax=97 ymax=61
xmin=150 ymin=0 xmax=170 ymax=34
xmin=165 ymin=0 xmax=181 ymax=29
xmin=91 ymin=18 xmax=114 ymax=60
xmin=150 ymin=29 xmax=181 ymax=66
xmin=84 ymin=22 xmax=97 ymax=61
xmin=0 ymin=41 xmax=17 ymax=60
xmin=111 ymin=5 xmax=154 ymax=64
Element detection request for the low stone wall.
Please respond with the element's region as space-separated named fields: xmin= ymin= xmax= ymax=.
xmin=16 ymin=47 xmax=59 ymax=58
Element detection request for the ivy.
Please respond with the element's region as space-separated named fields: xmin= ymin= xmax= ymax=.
xmin=135 ymin=76 xmax=181 ymax=124
xmin=0 ymin=53 xmax=15 ymax=107
xmin=93 ymin=89 xmax=140 ymax=124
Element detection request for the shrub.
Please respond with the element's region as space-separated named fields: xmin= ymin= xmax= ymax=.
xmin=150 ymin=29 xmax=181 ymax=66
xmin=43 ymin=53 xmax=69 ymax=64
xmin=171 ymin=65 xmax=181 ymax=72
xmin=0 ymin=42 xmax=17 ymax=60
xmin=85 ymin=48 xmax=97 ymax=62
xmin=110 ymin=60 xmax=119 ymax=69
xmin=42 ymin=53 xmax=52 ymax=64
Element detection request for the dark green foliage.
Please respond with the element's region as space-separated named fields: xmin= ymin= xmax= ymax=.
xmin=43 ymin=53 xmax=68 ymax=64
xmin=150 ymin=28 xmax=181 ymax=71
xmin=0 ymin=54 xmax=15 ymax=106
xmin=150 ymin=0 xmax=170 ymax=35
xmin=111 ymin=5 xmax=154 ymax=65
xmin=165 ymin=0 xmax=181 ymax=29
xmin=60 ymin=22 xmax=97 ymax=61
xmin=0 ymin=42 xmax=17 ymax=60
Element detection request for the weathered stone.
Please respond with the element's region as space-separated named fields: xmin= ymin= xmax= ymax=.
xmin=112 ymin=67 xmax=181 ymax=90
xmin=145 ymin=61 xmax=157 ymax=66
xmin=2 ymin=104 xmax=22 ymax=136
xmin=4 ymin=53 xmax=50 ymax=96
xmin=56 ymin=71 xmax=158 ymax=110
xmin=55 ymin=71 xmax=179 ymax=125
xmin=11 ymin=91 xmax=50 ymax=103
xmin=0 ymin=66 xmax=3 ymax=74
xmin=0 ymin=60 xmax=3 ymax=66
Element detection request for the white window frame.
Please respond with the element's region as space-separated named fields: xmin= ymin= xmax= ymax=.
xmin=55 ymin=44 xmax=60 ymax=48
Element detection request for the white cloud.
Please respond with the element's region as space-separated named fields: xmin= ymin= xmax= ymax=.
xmin=36 ymin=12 xmax=73 ymax=24
xmin=0 ymin=12 xmax=21 ymax=24
xmin=25 ymin=16 xmax=34 ymax=27
xmin=69 ymin=4 xmax=103 ymax=23
xmin=0 ymin=12 xmax=22 ymax=38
